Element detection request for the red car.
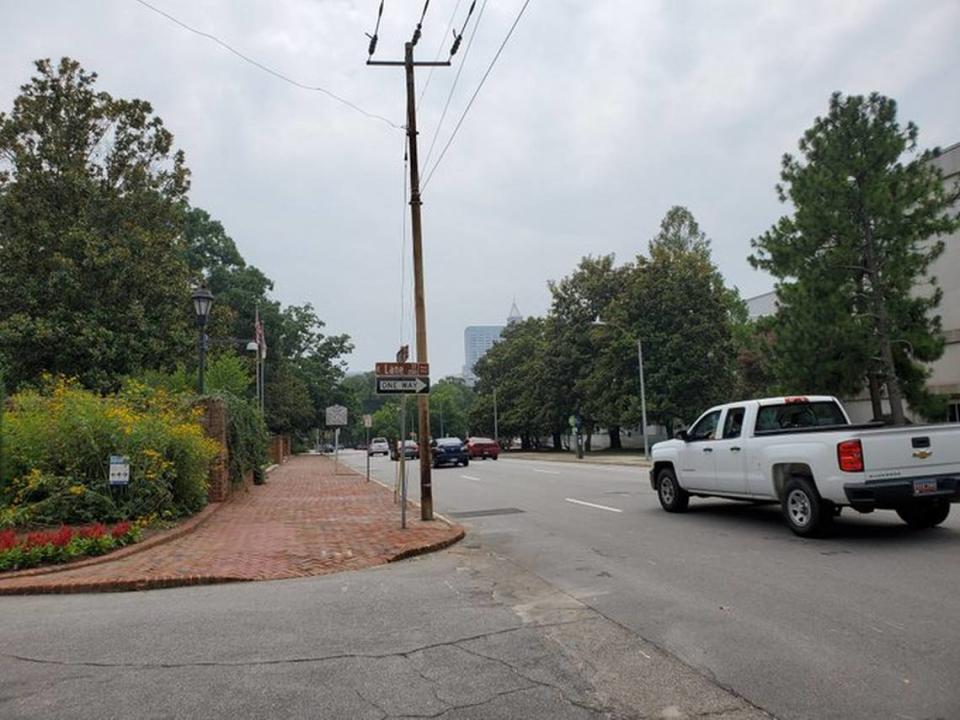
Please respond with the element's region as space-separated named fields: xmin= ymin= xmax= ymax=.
xmin=467 ymin=437 xmax=499 ymax=460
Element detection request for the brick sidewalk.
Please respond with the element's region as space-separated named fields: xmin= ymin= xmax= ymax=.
xmin=0 ymin=456 xmax=463 ymax=594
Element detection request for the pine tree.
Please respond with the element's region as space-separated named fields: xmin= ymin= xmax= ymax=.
xmin=750 ymin=93 xmax=959 ymax=423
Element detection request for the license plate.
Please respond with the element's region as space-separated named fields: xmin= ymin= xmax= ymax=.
xmin=913 ymin=479 xmax=939 ymax=496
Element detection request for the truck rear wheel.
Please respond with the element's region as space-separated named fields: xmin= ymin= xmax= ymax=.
xmin=896 ymin=501 xmax=950 ymax=529
xmin=657 ymin=468 xmax=689 ymax=512
xmin=782 ymin=477 xmax=833 ymax=537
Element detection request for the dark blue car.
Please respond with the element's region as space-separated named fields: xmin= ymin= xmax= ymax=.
xmin=432 ymin=438 xmax=470 ymax=468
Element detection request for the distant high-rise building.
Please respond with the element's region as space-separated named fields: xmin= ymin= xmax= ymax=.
xmin=463 ymin=303 xmax=522 ymax=385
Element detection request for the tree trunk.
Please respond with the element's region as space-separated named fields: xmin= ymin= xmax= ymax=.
xmin=552 ymin=432 xmax=563 ymax=450
xmin=585 ymin=431 xmax=592 ymax=452
xmin=862 ymin=218 xmax=906 ymax=424
xmin=521 ymin=433 xmax=532 ymax=450
xmin=867 ymin=373 xmax=884 ymax=420
xmin=608 ymin=425 xmax=622 ymax=450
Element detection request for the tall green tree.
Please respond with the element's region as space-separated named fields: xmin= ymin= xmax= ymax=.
xmin=611 ymin=207 xmax=739 ymax=432
xmin=548 ymin=255 xmax=632 ymax=448
xmin=750 ymin=92 xmax=959 ymax=423
xmin=471 ymin=317 xmax=551 ymax=448
xmin=0 ymin=58 xmax=192 ymax=390
xmin=430 ymin=377 xmax=474 ymax=439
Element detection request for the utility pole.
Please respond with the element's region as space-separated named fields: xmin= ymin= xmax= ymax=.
xmin=493 ymin=388 xmax=499 ymax=443
xmin=368 ymin=42 xmax=450 ymax=522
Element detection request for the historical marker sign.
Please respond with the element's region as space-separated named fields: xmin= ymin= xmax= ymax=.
xmin=325 ymin=404 xmax=348 ymax=426
xmin=376 ymin=376 xmax=430 ymax=395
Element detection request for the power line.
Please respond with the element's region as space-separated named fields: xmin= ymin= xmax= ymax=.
xmin=422 ymin=0 xmax=532 ymax=190
xmin=420 ymin=0 xmax=488 ymax=175
xmin=132 ymin=0 xmax=402 ymax=130
xmin=417 ymin=0 xmax=463 ymax=109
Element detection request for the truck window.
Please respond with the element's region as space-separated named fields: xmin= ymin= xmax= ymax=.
xmin=755 ymin=401 xmax=848 ymax=431
xmin=688 ymin=410 xmax=721 ymax=441
xmin=722 ymin=408 xmax=745 ymax=438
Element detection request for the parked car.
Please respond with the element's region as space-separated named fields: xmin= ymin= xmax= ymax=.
xmin=467 ymin=437 xmax=499 ymax=460
xmin=390 ymin=440 xmax=420 ymax=461
xmin=432 ymin=438 xmax=470 ymax=468
xmin=650 ymin=395 xmax=960 ymax=537
xmin=368 ymin=437 xmax=390 ymax=456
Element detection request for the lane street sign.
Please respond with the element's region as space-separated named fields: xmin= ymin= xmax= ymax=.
xmin=376 ymin=376 xmax=430 ymax=394
xmin=376 ymin=362 xmax=429 ymax=377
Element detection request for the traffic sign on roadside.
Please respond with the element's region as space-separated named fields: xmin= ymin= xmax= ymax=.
xmin=363 ymin=414 xmax=373 ymax=428
xmin=376 ymin=376 xmax=430 ymax=395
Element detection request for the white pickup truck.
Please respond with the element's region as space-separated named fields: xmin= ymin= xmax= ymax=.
xmin=650 ymin=395 xmax=960 ymax=536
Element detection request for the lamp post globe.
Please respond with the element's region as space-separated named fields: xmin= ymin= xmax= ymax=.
xmin=191 ymin=286 xmax=214 ymax=327
xmin=191 ymin=286 xmax=214 ymax=394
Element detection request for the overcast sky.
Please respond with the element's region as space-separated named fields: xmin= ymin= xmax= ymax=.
xmin=2 ymin=0 xmax=958 ymax=378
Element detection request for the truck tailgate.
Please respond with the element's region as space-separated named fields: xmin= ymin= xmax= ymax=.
xmin=857 ymin=425 xmax=960 ymax=479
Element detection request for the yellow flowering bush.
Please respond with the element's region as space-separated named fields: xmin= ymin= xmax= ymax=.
xmin=0 ymin=377 xmax=219 ymax=526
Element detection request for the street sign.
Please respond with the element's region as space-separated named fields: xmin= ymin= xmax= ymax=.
xmin=325 ymin=404 xmax=348 ymax=426
xmin=376 ymin=376 xmax=430 ymax=394
xmin=363 ymin=414 xmax=373 ymax=428
xmin=108 ymin=455 xmax=130 ymax=486
xmin=375 ymin=361 xmax=429 ymax=377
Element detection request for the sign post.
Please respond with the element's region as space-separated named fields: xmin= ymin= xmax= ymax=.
xmin=363 ymin=414 xmax=372 ymax=482
xmin=376 ymin=361 xmax=431 ymax=528
xmin=325 ymin=404 xmax=348 ymax=472
xmin=108 ymin=455 xmax=130 ymax=503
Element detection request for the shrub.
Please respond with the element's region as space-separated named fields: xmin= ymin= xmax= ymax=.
xmin=211 ymin=391 xmax=269 ymax=485
xmin=0 ymin=377 xmax=219 ymax=526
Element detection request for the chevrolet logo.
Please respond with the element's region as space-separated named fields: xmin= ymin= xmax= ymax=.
xmin=913 ymin=450 xmax=933 ymax=460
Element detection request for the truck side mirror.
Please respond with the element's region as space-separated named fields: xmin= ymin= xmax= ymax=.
xmin=675 ymin=430 xmax=688 ymax=441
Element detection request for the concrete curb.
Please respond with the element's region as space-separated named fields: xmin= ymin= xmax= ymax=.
xmin=387 ymin=526 xmax=466 ymax=563
xmin=0 ymin=501 xmax=228 ymax=581
xmin=502 ymin=454 xmax=651 ymax=469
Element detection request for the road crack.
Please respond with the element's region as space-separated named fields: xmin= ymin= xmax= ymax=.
xmin=0 ymin=619 xmax=588 ymax=671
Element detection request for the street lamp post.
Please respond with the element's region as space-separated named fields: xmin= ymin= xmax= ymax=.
xmin=592 ymin=318 xmax=650 ymax=461
xmin=191 ymin=286 xmax=214 ymax=395
xmin=637 ymin=339 xmax=649 ymax=461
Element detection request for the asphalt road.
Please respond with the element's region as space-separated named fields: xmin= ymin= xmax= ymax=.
xmin=345 ymin=451 xmax=960 ymax=720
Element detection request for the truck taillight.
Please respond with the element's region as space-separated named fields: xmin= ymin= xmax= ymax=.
xmin=837 ymin=440 xmax=864 ymax=472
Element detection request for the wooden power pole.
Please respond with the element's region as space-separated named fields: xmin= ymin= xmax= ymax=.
xmin=369 ymin=42 xmax=449 ymax=521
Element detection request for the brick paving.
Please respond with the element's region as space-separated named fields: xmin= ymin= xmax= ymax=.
xmin=0 ymin=456 xmax=463 ymax=594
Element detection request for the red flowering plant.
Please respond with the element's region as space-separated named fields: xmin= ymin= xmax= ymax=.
xmin=0 ymin=521 xmax=142 ymax=572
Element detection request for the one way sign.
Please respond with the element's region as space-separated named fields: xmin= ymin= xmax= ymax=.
xmin=376 ymin=376 xmax=430 ymax=395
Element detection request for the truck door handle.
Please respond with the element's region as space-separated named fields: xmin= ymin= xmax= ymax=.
xmin=703 ymin=447 xmax=713 ymax=453
xmin=730 ymin=447 xmax=741 ymax=452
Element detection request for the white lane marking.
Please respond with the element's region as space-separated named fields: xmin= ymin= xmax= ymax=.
xmin=565 ymin=498 xmax=623 ymax=513
xmin=533 ymin=468 xmax=561 ymax=475
xmin=461 ymin=475 xmax=481 ymax=481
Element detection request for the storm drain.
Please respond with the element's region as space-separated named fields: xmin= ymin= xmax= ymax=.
xmin=448 ymin=508 xmax=525 ymax=518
